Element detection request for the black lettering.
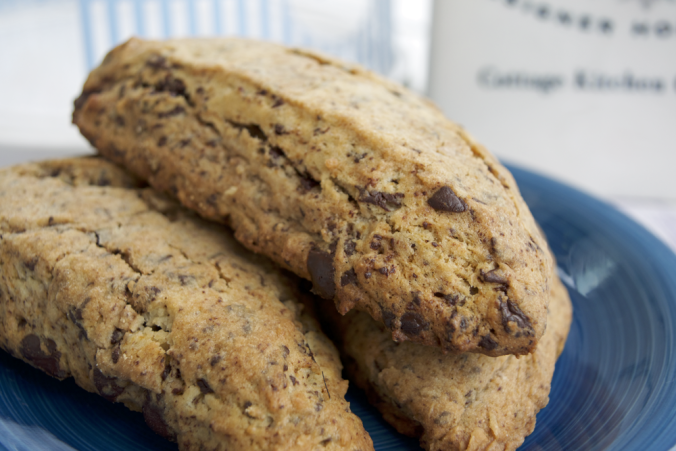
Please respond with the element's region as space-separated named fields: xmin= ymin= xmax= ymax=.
xmin=557 ymin=11 xmax=572 ymax=26
xmin=632 ymin=22 xmax=650 ymax=36
xmin=655 ymin=21 xmax=673 ymax=38
xmin=598 ymin=19 xmax=613 ymax=34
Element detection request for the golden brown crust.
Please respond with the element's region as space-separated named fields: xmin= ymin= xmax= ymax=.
xmin=323 ymin=275 xmax=572 ymax=451
xmin=73 ymin=37 xmax=552 ymax=355
xmin=0 ymin=157 xmax=373 ymax=451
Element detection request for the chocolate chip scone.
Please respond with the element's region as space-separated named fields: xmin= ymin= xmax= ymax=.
xmin=73 ymin=37 xmax=553 ymax=356
xmin=321 ymin=274 xmax=571 ymax=451
xmin=0 ymin=157 xmax=373 ymax=451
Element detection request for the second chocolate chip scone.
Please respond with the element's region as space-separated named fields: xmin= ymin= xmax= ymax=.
xmin=73 ymin=37 xmax=553 ymax=355
xmin=320 ymin=274 xmax=572 ymax=451
xmin=0 ymin=157 xmax=372 ymax=451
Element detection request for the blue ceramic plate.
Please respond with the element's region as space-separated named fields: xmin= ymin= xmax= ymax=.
xmin=2 ymin=165 xmax=676 ymax=451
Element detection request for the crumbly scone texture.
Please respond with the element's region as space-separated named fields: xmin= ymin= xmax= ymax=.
xmin=73 ymin=37 xmax=553 ymax=356
xmin=0 ymin=157 xmax=373 ymax=451
xmin=324 ymin=275 xmax=572 ymax=451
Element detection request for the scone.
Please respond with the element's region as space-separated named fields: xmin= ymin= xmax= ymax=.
xmin=318 ymin=275 xmax=572 ymax=451
xmin=0 ymin=157 xmax=373 ymax=451
xmin=73 ymin=37 xmax=553 ymax=356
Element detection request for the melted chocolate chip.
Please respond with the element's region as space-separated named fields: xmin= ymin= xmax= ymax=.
xmin=67 ymin=305 xmax=88 ymax=339
xmin=154 ymin=75 xmax=187 ymax=98
xmin=427 ymin=186 xmax=467 ymax=212
xmin=340 ymin=269 xmax=358 ymax=287
xmin=381 ymin=308 xmax=396 ymax=330
xmin=143 ymin=393 xmax=176 ymax=441
xmin=24 ymin=257 xmax=38 ymax=272
xmin=500 ymin=300 xmax=533 ymax=332
xmin=307 ymin=248 xmax=336 ymax=299
xmin=161 ymin=365 xmax=171 ymax=381
xmin=400 ymin=312 xmax=429 ymax=336
xmin=344 ymin=240 xmax=356 ymax=256
xmin=93 ymin=368 xmax=125 ymax=401
xmin=110 ymin=328 xmax=124 ymax=344
xmin=298 ymin=173 xmax=320 ymax=192
xmin=146 ymin=55 xmax=168 ymax=69
xmin=481 ymin=269 xmax=509 ymax=285
xmin=197 ymin=378 xmax=214 ymax=394
xmin=20 ymin=334 xmax=66 ymax=378
xmin=479 ymin=334 xmax=498 ymax=351
xmin=210 ymin=355 xmax=222 ymax=367
xmin=358 ymin=188 xmax=404 ymax=211
xmin=434 ymin=292 xmax=460 ymax=306
xmin=112 ymin=345 xmax=121 ymax=364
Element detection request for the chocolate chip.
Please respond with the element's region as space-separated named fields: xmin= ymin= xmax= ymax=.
xmin=93 ymin=368 xmax=125 ymax=401
xmin=274 ymin=124 xmax=287 ymax=135
xmin=154 ymin=75 xmax=187 ymax=98
xmin=307 ymin=248 xmax=335 ymax=299
xmin=146 ymin=55 xmax=168 ymax=69
xmin=400 ymin=312 xmax=429 ymax=336
xmin=197 ymin=378 xmax=214 ymax=394
xmin=161 ymin=365 xmax=171 ymax=381
xmin=97 ymin=174 xmax=111 ymax=186
xmin=157 ymin=106 xmax=185 ymax=118
xmin=110 ymin=328 xmax=124 ymax=344
xmin=272 ymin=98 xmax=284 ymax=108
xmin=381 ymin=307 xmax=396 ymax=330
xmin=344 ymin=240 xmax=356 ymax=256
xmin=434 ymin=292 xmax=460 ymax=306
xmin=340 ymin=269 xmax=358 ymax=287
xmin=481 ymin=269 xmax=508 ymax=285
xmin=370 ymin=234 xmax=382 ymax=250
xmin=500 ymin=300 xmax=533 ymax=333
xmin=179 ymin=138 xmax=191 ymax=148
xmin=289 ymin=375 xmax=299 ymax=386
xmin=24 ymin=257 xmax=38 ymax=271
xmin=378 ymin=267 xmax=388 ymax=275
xmin=143 ymin=393 xmax=176 ymax=441
xmin=20 ymin=334 xmax=66 ymax=378
xmin=281 ymin=345 xmax=290 ymax=357
xmin=358 ymin=188 xmax=404 ymax=211
xmin=67 ymin=306 xmax=88 ymax=339
xmin=479 ymin=334 xmax=498 ymax=351
xmin=210 ymin=355 xmax=222 ymax=367
xmin=298 ymin=172 xmax=320 ymax=192
xmin=112 ymin=345 xmax=121 ymax=364
xmin=427 ymin=186 xmax=467 ymax=212
xmin=157 ymin=136 xmax=167 ymax=146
